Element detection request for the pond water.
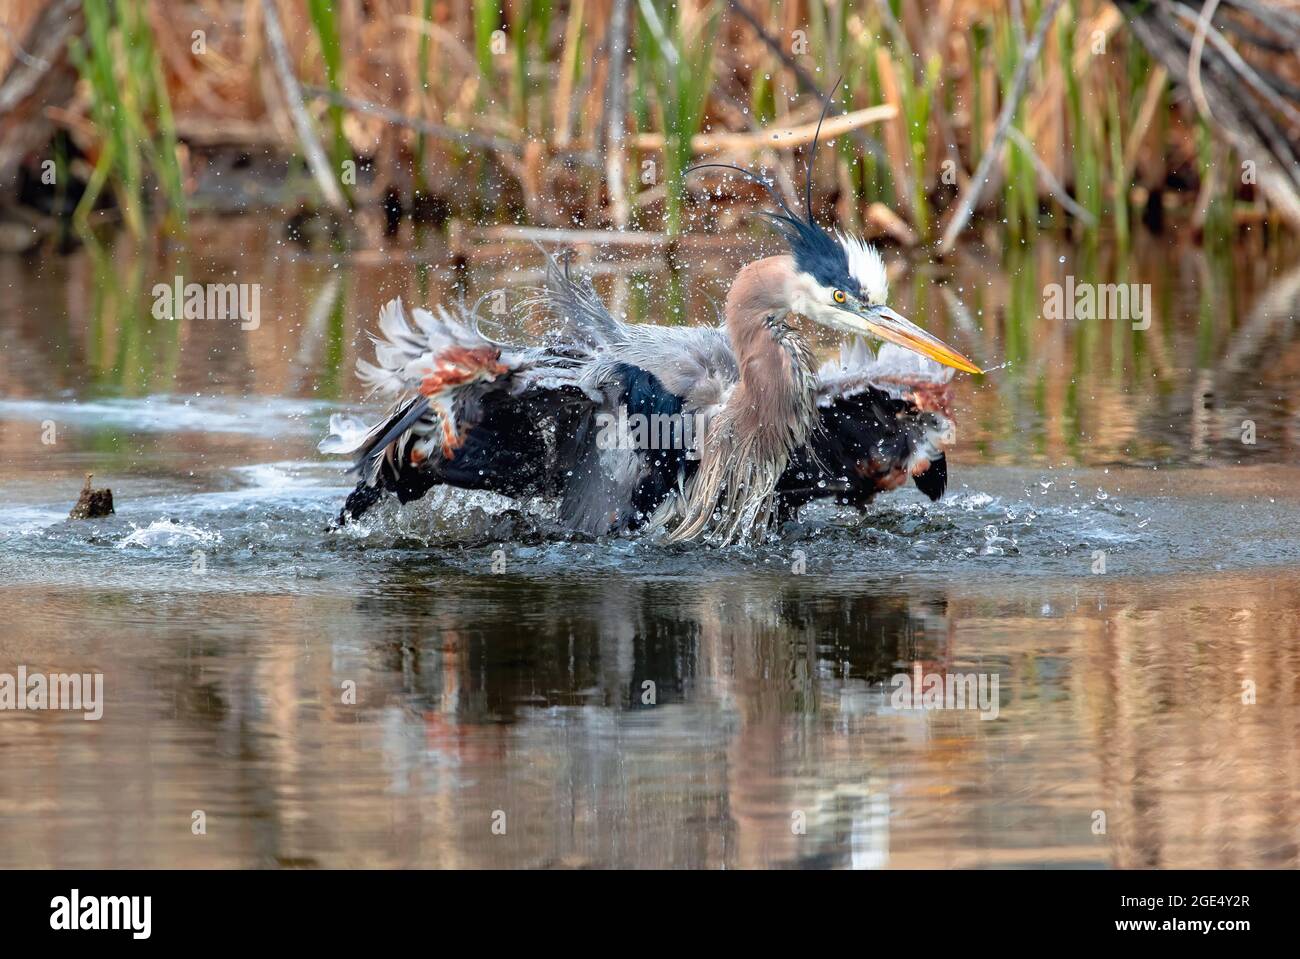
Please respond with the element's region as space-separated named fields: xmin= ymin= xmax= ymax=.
xmin=1 ymin=218 xmax=1298 ymax=868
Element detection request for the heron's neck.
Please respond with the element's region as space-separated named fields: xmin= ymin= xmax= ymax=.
xmin=723 ymin=256 xmax=817 ymax=454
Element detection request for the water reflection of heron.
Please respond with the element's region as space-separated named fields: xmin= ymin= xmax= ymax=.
xmin=324 ymin=103 xmax=981 ymax=544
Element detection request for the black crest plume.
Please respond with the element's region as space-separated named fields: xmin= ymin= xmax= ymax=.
xmin=686 ymin=78 xmax=857 ymax=295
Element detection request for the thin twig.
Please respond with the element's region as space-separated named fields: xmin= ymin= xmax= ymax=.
xmin=937 ymin=0 xmax=1064 ymax=254
xmin=727 ymin=0 xmax=885 ymax=161
xmin=259 ymin=0 xmax=346 ymax=212
xmin=604 ymin=0 xmax=631 ymax=229
xmin=1007 ymin=127 xmax=1097 ymax=226
xmin=0 ymin=22 xmax=49 ymax=70
xmin=634 ymin=105 xmax=896 ymax=153
xmin=1187 ymin=0 xmax=1223 ymax=122
xmin=728 ymin=0 xmax=820 ymax=97
xmin=0 ymin=0 xmax=80 ymax=115
xmin=305 ymin=86 xmax=524 ymax=157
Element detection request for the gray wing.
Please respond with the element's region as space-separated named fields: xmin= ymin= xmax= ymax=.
xmin=585 ymin=323 xmax=738 ymax=413
xmin=528 ymin=252 xmax=739 ymax=414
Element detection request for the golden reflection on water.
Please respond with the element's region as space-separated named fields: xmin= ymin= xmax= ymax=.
xmin=1 ymin=219 xmax=1299 ymax=868
xmin=0 ymin=568 xmax=1296 ymax=869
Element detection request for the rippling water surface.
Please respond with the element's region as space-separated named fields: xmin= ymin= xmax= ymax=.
xmin=1 ymin=220 xmax=1298 ymax=868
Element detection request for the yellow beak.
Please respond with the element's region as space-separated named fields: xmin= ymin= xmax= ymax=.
xmin=857 ymin=305 xmax=983 ymax=375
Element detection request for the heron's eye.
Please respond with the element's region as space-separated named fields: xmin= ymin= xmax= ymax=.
xmin=832 ymin=289 xmax=847 ymax=304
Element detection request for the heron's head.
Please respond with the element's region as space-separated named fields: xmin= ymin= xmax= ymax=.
xmin=773 ymin=218 xmax=982 ymax=376
xmin=688 ymin=78 xmax=981 ymax=376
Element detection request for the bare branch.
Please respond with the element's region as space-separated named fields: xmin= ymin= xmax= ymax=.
xmin=937 ymin=0 xmax=1065 ymax=254
xmin=259 ymin=0 xmax=347 ymax=212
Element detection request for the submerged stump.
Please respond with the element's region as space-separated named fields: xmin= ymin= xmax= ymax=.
xmin=69 ymin=473 xmax=114 ymax=519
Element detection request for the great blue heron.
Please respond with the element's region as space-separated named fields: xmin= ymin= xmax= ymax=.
xmin=322 ymin=105 xmax=981 ymax=545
